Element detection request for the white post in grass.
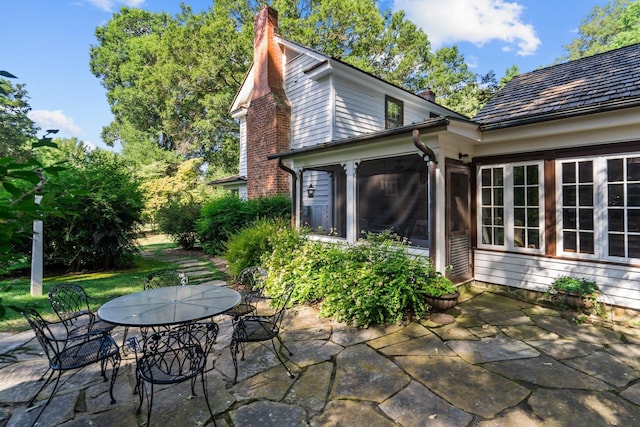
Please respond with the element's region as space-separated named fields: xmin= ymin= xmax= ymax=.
xmin=30 ymin=172 xmax=45 ymax=297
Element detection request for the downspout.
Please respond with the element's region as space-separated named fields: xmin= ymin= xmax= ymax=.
xmin=412 ymin=129 xmax=437 ymax=259
xmin=277 ymin=157 xmax=297 ymax=227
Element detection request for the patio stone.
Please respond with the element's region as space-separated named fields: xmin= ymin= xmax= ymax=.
xmin=7 ymin=390 xmax=79 ymax=427
xmin=229 ymin=400 xmax=308 ymax=427
xmin=379 ymin=380 xmax=473 ymax=427
xmin=331 ymin=323 xmax=402 ymax=346
xmin=231 ymin=363 xmax=296 ymax=402
xmin=620 ymin=382 xmax=640 ymax=405
xmin=466 ymin=293 xmax=535 ymax=313
xmin=283 ymin=361 xmax=332 ymax=411
xmin=562 ymin=350 xmax=640 ymax=387
xmin=482 ymin=354 xmax=611 ymax=390
xmin=287 ymin=339 xmax=343 ymax=367
xmin=310 ymin=400 xmax=395 ymax=427
xmin=528 ymin=389 xmax=640 ymax=426
xmin=331 ymin=344 xmax=409 ymax=402
xmin=530 ymin=315 xmax=623 ymax=344
xmin=526 ymin=339 xmax=602 ymax=359
xmin=477 ymin=310 xmax=535 ymax=326
xmin=395 ymin=355 xmax=530 ymax=418
xmin=367 ymin=322 xmax=431 ymax=349
xmin=379 ymin=332 xmax=456 ymax=357
xmin=605 ymin=343 xmax=640 ymax=371
xmin=446 ymin=334 xmax=539 ymax=364
xmin=475 ymin=408 xmax=542 ymax=427
xmin=0 ymin=359 xmax=49 ymax=404
xmin=499 ymin=324 xmax=562 ymax=341
xmin=468 ymin=324 xmax=501 ymax=338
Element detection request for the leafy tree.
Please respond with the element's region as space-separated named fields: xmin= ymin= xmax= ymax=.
xmin=562 ymin=0 xmax=639 ymax=60
xmin=0 ymin=72 xmax=39 ymax=161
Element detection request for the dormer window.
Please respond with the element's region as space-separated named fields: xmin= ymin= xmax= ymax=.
xmin=385 ymin=96 xmax=403 ymax=129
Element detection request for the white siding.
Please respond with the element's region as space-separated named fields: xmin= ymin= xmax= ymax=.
xmin=474 ymin=249 xmax=640 ymax=310
xmin=334 ymin=77 xmax=380 ymax=139
xmin=286 ymin=55 xmax=332 ymax=149
xmin=333 ymin=75 xmax=434 ymax=140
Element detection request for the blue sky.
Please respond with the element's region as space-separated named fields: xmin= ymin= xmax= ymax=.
xmin=1 ymin=0 xmax=606 ymax=151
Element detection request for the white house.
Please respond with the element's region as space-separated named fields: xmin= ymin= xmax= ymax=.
xmin=223 ymin=6 xmax=640 ymax=311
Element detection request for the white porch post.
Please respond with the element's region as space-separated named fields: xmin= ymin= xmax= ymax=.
xmin=344 ymin=161 xmax=358 ymax=243
xmin=432 ymin=150 xmax=447 ymax=273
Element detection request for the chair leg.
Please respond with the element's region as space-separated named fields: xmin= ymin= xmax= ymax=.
xmin=200 ymin=370 xmax=217 ymax=427
xmin=28 ymin=368 xmax=54 ymax=407
xmin=270 ymin=339 xmax=295 ymax=379
xmin=29 ymin=370 xmax=62 ymax=427
xmin=108 ymin=351 xmax=120 ymax=404
xmin=230 ymin=340 xmax=240 ymax=384
xmin=276 ymin=335 xmax=294 ymax=356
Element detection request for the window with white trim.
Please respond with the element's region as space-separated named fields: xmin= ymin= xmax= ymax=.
xmin=478 ymin=162 xmax=543 ymax=252
xmin=557 ymin=154 xmax=640 ymax=261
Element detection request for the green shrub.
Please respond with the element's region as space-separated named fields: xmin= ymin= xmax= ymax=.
xmin=262 ymin=231 xmax=438 ymax=327
xmin=43 ymin=148 xmax=143 ymax=270
xmin=224 ymin=217 xmax=290 ymax=277
xmin=156 ymin=200 xmax=201 ymax=249
xmin=198 ymin=194 xmax=291 ymax=255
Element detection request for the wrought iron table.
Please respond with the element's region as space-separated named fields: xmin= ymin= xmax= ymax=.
xmin=97 ymin=284 xmax=241 ymax=327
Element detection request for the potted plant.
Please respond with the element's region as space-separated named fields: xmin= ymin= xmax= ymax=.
xmin=423 ymin=273 xmax=459 ymax=311
xmin=545 ymin=275 xmax=601 ymax=313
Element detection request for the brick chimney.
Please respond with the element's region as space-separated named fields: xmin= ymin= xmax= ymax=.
xmin=246 ymin=6 xmax=291 ymax=199
xmin=417 ymin=88 xmax=436 ymax=102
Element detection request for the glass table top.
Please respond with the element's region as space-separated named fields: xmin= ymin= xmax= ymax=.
xmin=97 ymin=284 xmax=241 ymax=327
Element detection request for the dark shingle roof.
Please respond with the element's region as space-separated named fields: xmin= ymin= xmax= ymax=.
xmin=474 ymin=43 xmax=640 ymax=129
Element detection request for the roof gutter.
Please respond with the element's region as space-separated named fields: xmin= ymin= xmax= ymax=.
xmin=412 ymin=129 xmax=437 ymax=260
xmin=277 ymin=157 xmax=297 ymax=227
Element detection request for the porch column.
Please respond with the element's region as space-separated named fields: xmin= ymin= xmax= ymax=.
xmin=344 ymin=161 xmax=358 ymax=243
xmin=433 ymin=150 xmax=447 ymax=273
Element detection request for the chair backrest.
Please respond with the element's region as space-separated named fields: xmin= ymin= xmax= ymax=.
xmin=271 ymin=283 xmax=296 ymax=329
xmin=237 ymin=266 xmax=268 ymax=302
xmin=138 ymin=324 xmax=211 ymax=381
xmin=143 ymin=270 xmax=188 ymax=290
xmin=48 ymin=283 xmax=92 ymax=327
xmin=22 ymin=308 xmax=63 ymax=363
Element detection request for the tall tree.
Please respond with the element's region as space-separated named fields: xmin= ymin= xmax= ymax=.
xmin=0 ymin=73 xmax=39 ymax=161
xmin=562 ymin=0 xmax=639 ymax=60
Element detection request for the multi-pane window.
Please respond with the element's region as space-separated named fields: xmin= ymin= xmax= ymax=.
xmin=480 ymin=167 xmax=504 ymax=245
xmin=479 ymin=162 xmax=542 ymax=251
xmin=385 ymin=96 xmax=403 ymax=129
xmin=558 ymin=154 xmax=640 ymax=261
xmin=560 ymin=161 xmax=595 ymax=254
xmin=607 ymin=156 xmax=640 ymax=258
xmin=513 ymin=165 xmax=541 ymax=248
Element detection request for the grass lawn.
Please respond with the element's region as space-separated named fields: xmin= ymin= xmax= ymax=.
xmin=0 ymin=233 xmax=221 ymax=332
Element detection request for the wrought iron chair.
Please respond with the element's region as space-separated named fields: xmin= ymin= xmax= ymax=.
xmin=222 ymin=266 xmax=268 ymax=320
xmin=133 ymin=322 xmax=219 ymax=426
xmin=22 ymin=308 xmax=120 ymax=426
xmin=48 ymin=283 xmax=116 ymax=340
xmin=229 ymin=283 xmax=295 ymax=383
xmin=143 ymin=269 xmax=189 ymax=289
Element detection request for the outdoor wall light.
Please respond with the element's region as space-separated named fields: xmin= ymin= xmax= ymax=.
xmin=458 ymin=152 xmax=470 ymax=160
xmin=307 ymin=183 xmax=316 ymax=198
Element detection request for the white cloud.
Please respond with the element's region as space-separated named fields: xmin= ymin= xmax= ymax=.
xmin=28 ymin=110 xmax=82 ymax=136
xmin=86 ymin=0 xmax=146 ymax=12
xmin=393 ymin=0 xmax=541 ymax=56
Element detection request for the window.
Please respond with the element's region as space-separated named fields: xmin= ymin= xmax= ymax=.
xmin=385 ymin=96 xmax=403 ymax=129
xmin=478 ymin=162 xmax=543 ymax=251
xmin=557 ymin=154 xmax=640 ymax=261
xmin=607 ymin=156 xmax=640 ymax=258
xmin=357 ymin=155 xmax=429 ymax=247
xmin=480 ymin=167 xmax=504 ymax=245
xmin=559 ymin=160 xmax=594 ymax=254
